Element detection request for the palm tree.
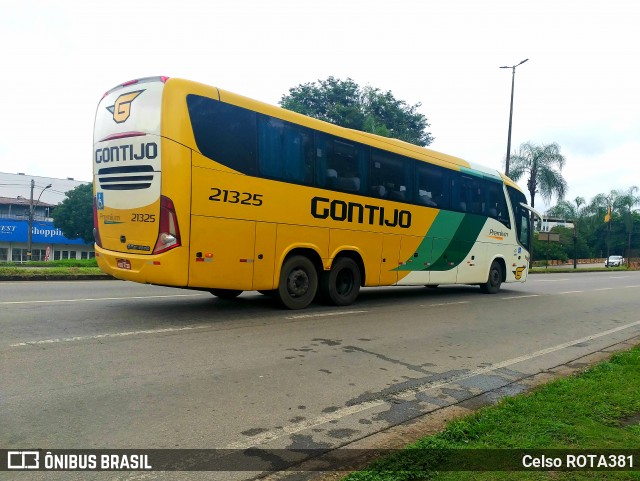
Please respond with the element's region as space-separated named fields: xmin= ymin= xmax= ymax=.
xmin=508 ymin=142 xmax=568 ymax=209
xmin=547 ymin=196 xmax=586 ymax=220
xmin=613 ymin=186 xmax=640 ymax=265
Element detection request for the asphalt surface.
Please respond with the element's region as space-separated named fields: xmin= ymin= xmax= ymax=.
xmin=1 ymin=272 xmax=640 ymax=480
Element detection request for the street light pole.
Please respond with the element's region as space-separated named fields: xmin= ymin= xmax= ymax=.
xmin=27 ymin=179 xmax=52 ymax=261
xmin=500 ymin=58 xmax=528 ymax=178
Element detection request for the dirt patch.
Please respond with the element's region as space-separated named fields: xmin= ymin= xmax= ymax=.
xmin=620 ymin=412 xmax=640 ymax=428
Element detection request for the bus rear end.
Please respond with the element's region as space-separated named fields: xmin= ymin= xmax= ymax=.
xmin=93 ymin=77 xmax=189 ymax=286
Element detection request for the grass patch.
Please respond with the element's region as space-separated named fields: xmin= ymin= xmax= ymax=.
xmin=0 ymin=266 xmax=105 ymax=277
xmin=1 ymin=259 xmax=98 ymax=268
xmin=344 ymin=346 xmax=640 ymax=480
xmin=0 ymin=259 xmax=106 ymax=278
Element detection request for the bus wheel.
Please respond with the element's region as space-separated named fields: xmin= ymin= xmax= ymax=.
xmin=480 ymin=261 xmax=502 ymax=294
xmin=320 ymin=257 xmax=361 ymax=306
xmin=210 ymin=289 xmax=243 ymax=299
xmin=277 ymin=255 xmax=318 ymax=310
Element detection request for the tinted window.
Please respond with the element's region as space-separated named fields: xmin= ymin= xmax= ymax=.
xmin=508 ymin=186 xmax=530 ymax=249
xmin=315 ymin=133 xmax=368 ymax=194
xmin=187 ymin=95 xmax=257 ymax=175
xmin=486 ymin=181 xmax=510 ymax=227
xmin=258 ymin=116 xmax=313 ymax=184
xmin=415 ymin=162 xmax=450 ymax=209
xmin=370 ymin=149 xmax=413 ymax=202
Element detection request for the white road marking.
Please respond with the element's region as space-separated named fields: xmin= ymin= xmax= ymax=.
xmin=285 ymin=310 xmax=367 ymax=320
xmin=225 ymin=319 xmax=640 ymax=449
xmin=501 ymin=294 xmax=540 ymax=300
xmin=0 ymin=293 xmax=206 ymax=306
xmin=10 ymin=325 xmax=214 ymax=347
xmin=558 ymin=291 xmax=583 ymax=295
xmin=594 ymin=288 xmax=615 ymax=291
xmin=420 ymin=301 xmax=469 ymax=308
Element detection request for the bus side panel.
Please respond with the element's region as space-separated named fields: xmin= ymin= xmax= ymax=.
xmin=397 ymin=235 xmax=425 ymax=283
xmin=253 ymin=222 xmax=277 ymax=290
xmin=396 ymin=235 xmax=431 ymax=285
xmin=429 ymin=237 xmax=459 ymax=285
xmin=456 ymin=241 xmax=488 ymax=284
xmin=328 ymin=229 xmax=382 ymax=287
xmin=188 ymin=216 xmax=255 ymax=290
xmin=380 ymin=235 xmax=401 ymax=286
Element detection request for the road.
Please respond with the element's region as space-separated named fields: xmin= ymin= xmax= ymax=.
xmin=1 ymin=272 xmax=640 ymax=479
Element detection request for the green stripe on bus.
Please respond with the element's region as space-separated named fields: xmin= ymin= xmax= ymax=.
xmin=396 ymin=211 xmax=487 ymax=272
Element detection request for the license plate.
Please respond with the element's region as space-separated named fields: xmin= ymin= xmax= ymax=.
xmin=117 ymin=258 xmax=131 ymax=270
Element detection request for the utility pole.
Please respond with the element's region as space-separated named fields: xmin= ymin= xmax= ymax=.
xmin=500 ymin=58 xmax=528 ymax=177
xmin=27 ymin=179 xmax=35 ymax=260
xmin=26 ymin=180 xmax=52 ymax=261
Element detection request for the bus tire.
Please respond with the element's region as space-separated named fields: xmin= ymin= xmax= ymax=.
xmin=320 ymin=257 xmax=361 ymax=306
xmin=277 ymin=255 xmax=318 ymax=310
xmin=210 ymin=289 xmax=243 ymax=299
xmin=480 ymin=261 xmax=502 ymax=294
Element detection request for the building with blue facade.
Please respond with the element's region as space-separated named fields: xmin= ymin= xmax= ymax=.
xmin=0 ymin=172 xmax=94 ymax=262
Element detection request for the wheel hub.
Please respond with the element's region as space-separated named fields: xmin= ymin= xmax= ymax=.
xmin=288 ymin=269 xmax=309 ymax=297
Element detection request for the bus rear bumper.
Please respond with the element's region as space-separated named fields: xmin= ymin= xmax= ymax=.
xmin=95 ymin=245 xmax=188 ymax=287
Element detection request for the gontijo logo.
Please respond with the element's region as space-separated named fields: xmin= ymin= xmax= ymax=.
xmin=513 ymin=266 xmax=526 ymax=280
xmin=106 ymin=90 xmax=144 ymax=123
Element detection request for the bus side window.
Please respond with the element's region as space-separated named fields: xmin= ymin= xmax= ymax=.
xmin=257 ymin=115 xmax=313 ymax=185
xmin=315 ymin=133 xmax=367 ymax=194
xmin=486 ymin=181 xmax=510 ymax=228
xmin=456 ymin=175 xmax=483 ymax=215
xmin=370 ymin=149 xmax=412 ymax=203
xmin=415 ymin=162 xmax=449 ymax=208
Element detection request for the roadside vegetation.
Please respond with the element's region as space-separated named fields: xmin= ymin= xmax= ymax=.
xmin=344 ymin=346 xmax=640 ymax=481
xmin=0 ymin=259 xmax=105 ymax=278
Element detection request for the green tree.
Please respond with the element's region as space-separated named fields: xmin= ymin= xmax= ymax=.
xmin=508 ymin=142 xmax=568 ymax=209
xmin=279 ymin=77 xmax=434 ymax=146
xmin=547 ymin=197 xmax=591 ymax=260
xmin=613 ymin=186 xmax=640 ymax=263
xmin=52 ymin=183 xmax=94 ymax=243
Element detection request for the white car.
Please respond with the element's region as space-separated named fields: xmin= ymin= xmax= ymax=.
xmin=605 ymin=255 xmax=624 ymax=267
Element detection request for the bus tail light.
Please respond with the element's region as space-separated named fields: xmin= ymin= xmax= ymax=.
xmin=93 ymin=196 xmax=103 ymax=248
xmin=154 ymin=195 xmax=181 ymax=254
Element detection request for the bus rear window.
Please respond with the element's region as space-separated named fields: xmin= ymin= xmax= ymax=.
xmin=187 ymin=95 xmax=257 ymax=175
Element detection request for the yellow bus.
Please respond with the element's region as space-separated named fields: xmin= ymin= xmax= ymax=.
xmin=93 ymin=77 xmax=537 ymax=309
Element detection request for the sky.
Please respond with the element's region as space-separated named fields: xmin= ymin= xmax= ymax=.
xmin=1 ymin=0 xmax=638 ymax=211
